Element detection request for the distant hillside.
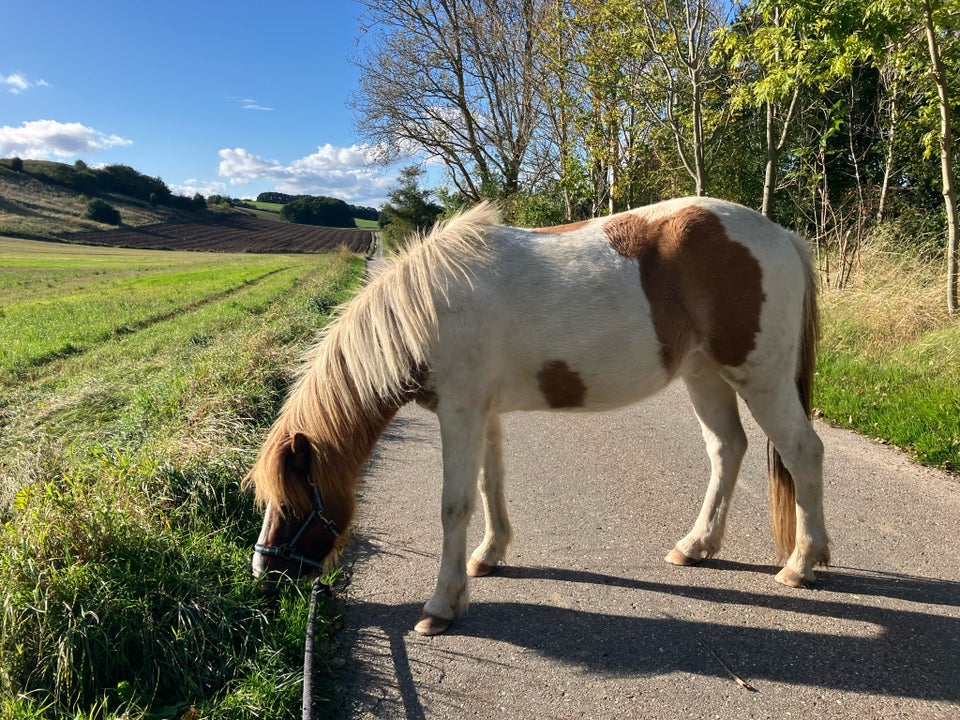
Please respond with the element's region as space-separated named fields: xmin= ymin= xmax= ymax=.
xmin=0 ymin=158 xmax=379 ymax=245
xmin=0 ymin=159 xmax=210 ymax=241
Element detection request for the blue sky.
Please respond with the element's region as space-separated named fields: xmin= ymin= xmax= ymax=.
xmin=1 ymin=1 xmax=405 ymax=207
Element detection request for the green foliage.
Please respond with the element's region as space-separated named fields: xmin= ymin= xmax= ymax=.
xmin=817 ymin=349 xmax=960 ymax=471
xmin=379 ymin=166 xmax=442 ymax=251
xmin=501 ymin=192 xmax=566 ymax=228
xmin=0 ymin=159 xmax=211 ymax=215
xmin=97 ymin=165 xmax=172 ymax=204
xmin=82 ymin=199 xmax=121 ymax=225
xmin=279 ymin=196 xmax=354 ymax=227
xmin=207 ymin=194 xmax=237 ymax=206
xmin=257 ymin=191 xmax=299 ymax=204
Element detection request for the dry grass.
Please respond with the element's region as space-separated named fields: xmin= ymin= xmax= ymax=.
xmin=820 ymin=244 xmax=952 ymax=351
xmin=0 ymin=166 xmax=182 ymax=241
xmin=816 ymin=240 xmax=960 ymax=472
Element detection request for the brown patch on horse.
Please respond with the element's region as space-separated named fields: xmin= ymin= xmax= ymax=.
xmin=532 ymin=219 xmax=591 ymax=234
xmin=605 ymin=205 xmax=765 ymax=373
xmin=537 ymin=360 xmax=586 ymax=408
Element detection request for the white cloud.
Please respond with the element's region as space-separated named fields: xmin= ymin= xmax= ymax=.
xmin=2 ymin=72 xmax=48 ymax=94
xmin=218 ymin=143 xmax=396 ymax=205
xmin=170 ymin=179 xmax=228 ymax=198
xmin=229 ymin=96 xmax=273 ymax=111
xmin=0 ymin=119 xmax=132 ymax=159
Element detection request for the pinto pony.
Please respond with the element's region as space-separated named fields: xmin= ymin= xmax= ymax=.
xmin=248 ymin=197 xmax=830 ymax=635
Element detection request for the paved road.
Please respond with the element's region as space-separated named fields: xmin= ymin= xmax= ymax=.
xmin=330 ymin=382 xmax=959 ymax=719
xmin=341 ymin=246 xmax=959 ymax=718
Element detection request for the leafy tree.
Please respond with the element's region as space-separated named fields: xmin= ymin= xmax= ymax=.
xmin=502 ymin=190 xmax=566 ymax=227
xmin=256 ymin=191 xmax=299 ymax=204
xmin=916 ymin=0 xmax=958 ymax=314
xmin=279 ymin=196 xmax=354 ymax=227
xmin=208 ymin=194 xmax=239 ymax=207
xmin=379 ymin=166 xmax=443 ymax=250
xmin=348 ymin=203 xmax=380 ymax=221
xmin=98 ymin=165 xmax=172 ymax=203
xmin=633 ymin=0 xmax=733 ymax=198
xmin=83 ymin=198 xmax=121 ymax=225
xmin=355 ymin=0 xmax=543 ymax=201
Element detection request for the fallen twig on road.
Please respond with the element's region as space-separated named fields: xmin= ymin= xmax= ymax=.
xmin=696 ymin=637 xmax=758 ymax=693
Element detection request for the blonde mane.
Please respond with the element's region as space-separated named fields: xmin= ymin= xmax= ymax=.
xmin=248 ymin=202 xmax=501 ymax=517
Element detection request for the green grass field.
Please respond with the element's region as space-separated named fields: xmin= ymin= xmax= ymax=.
xmin=0 ymin=237 xmax=364 ymax=719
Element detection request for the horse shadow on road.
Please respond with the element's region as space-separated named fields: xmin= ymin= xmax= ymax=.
xmin=336 ymin=551 xmax=960 ymax=719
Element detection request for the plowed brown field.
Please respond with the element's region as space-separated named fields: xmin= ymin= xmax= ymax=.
xmin=65 ymin=214 xmax=373 ymax=254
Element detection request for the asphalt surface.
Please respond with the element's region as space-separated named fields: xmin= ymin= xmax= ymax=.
xmin=331 ymin=245 xmax=960 ymax=719
xmin=329 ymin=385 xmax=959 ymax=720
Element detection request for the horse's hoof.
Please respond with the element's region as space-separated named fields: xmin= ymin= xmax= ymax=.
xmin=665 ymin=547 xmax=699 ymax=566
xmin=414 ymin=614 xmax=451 ymax=636
xmin=467 ymin=558 xmax=494 ymax=577
xmin=775 ymin=566 xmax=814 ymax=588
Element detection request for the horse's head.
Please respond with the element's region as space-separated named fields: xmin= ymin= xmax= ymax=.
xmin=250 ymin=431 xmax=349 ymax=586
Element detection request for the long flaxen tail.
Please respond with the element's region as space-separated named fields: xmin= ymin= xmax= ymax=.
xmin=768 ymin=246 xmax=820 ymax=562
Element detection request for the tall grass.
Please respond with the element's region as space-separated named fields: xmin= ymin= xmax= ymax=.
xmin=815 ymin=243 xmax=960 ymax=473
xmin=0 ymin=241 xmax=363 ymax=718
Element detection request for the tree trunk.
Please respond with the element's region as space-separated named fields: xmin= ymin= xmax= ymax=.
xmin=762 ymin=102 xmax=777 ymax=217
xmin=761 ymin=82 xmax=799 ymax=218
xmin=923 ymin=0 xmax=958 ymax=314
xmin=877 ymin=76 xmax=898 ymax=224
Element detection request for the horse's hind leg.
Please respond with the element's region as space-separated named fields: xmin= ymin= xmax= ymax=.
xmin=743 ymin=382 xmax=829 ymax=586
xmin=468 ymin=414 xmax=513 ymax=577
xmin=667 ymin=368 xmax=747 ymax=566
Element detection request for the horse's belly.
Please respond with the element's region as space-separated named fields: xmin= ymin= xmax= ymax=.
xmin=489 ymin=316 xmax=671 ymax=413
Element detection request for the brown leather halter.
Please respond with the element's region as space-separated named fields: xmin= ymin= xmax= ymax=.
xmin=253 ymin=474 xmax=340 ymax=572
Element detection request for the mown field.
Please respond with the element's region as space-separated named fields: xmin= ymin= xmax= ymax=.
xmin=0 ymin=237 xmax=364 ymax=719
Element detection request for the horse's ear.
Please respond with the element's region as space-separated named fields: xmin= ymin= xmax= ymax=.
xmin=286 ymin=432 xmax=312 ymax=473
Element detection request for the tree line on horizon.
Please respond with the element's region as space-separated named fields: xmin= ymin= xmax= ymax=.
xmin=254 ymin=191 xmax=379 ymax=227
xmin=353 ymin=0 xmax=958 ymax=313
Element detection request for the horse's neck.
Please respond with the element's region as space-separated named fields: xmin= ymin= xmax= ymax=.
xmin=315 ymin=391 xmax=401 ymax=492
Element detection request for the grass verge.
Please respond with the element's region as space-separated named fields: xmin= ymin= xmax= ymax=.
xmin=0 ymin=239 xmax=364 ymax=719
xmin=815 ymin=245 xmax=960 ymax=474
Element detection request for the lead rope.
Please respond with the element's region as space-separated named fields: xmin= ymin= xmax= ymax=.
xmin=302 ymin=576 xmax=329 ymax=720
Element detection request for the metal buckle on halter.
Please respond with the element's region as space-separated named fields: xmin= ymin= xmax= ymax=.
xmin=306 ymin=477 xmax=342 ymax=539
xmin=253 ymin=473 xmax=341 ymax=571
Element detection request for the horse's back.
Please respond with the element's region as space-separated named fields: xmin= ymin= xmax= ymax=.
xmin=426 ymin=197 xmax=810 ymax=412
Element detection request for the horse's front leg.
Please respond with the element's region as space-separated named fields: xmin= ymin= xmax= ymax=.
xmin=416 ymin=403 xmax=488 ymax=636
xmin=468 ymin=414 xmax=512 ymax=577
xmin=667 ymin=370 xmax=747 ymax=565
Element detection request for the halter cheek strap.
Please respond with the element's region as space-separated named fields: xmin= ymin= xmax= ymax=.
xmin=254 ymin=474 xmax=341 ymax=572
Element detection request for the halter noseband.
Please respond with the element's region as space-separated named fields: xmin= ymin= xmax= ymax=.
xmin=254 ymin=474 xmax=341 ymax=573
